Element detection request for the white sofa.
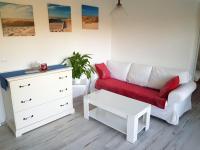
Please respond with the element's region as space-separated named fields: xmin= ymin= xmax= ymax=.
xmin=90 ymin=60 xmax=197 ymax=125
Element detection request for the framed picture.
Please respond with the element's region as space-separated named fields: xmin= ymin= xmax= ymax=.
xmin=48 ymin=4 xmax=72 ymax=32
xmin=82 ymin=5 xmax=99 ymax=30
xmin=0 ymin=2 xmax=35 ymax=36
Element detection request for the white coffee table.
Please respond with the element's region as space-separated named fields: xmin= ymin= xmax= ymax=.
xmin=83 ymin=90 xmax=151 ymax=143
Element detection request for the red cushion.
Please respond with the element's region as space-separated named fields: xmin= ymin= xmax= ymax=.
xmin=95 ymin=78 xmax=167 ymax=109
xmin=95 ymin=63 xmax=111 ymax=79
xmin=159 ymin=76 xmax=180 ymax=98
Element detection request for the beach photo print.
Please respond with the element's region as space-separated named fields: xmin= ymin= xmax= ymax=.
xmin=82 ymin=5 xmax=99 ymax=30
xmin=48 ymin=4 xmax=72 ymax=32
xmin=0 ymin=2 xmax=35 ymax=36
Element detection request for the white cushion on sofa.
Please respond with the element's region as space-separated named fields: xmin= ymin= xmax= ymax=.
xmin=127 ymin=64 xmax=152 ymax=86
xmin=147 ymin=66 xmax=191 ymax=90
xmin=107 ymin=60 xmax=131 ymax=81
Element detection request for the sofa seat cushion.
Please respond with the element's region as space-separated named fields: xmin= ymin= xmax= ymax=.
xmin=95 ymin=78 xmax=167 ymax=109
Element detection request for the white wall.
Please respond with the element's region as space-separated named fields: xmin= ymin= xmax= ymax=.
xmin=111 ymin=0 xmax=199 ymax=73
xmin=0 ymin=0 xmax=112 ymax=124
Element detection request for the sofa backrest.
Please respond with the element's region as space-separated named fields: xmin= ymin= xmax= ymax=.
xmin=107 ymin=60 xmax=191 ymax=90
xmin=107 ymin=60 xmax=131 ymax=81
xmin=147 ymin=66 xmax=191 ymax=90
xmin=127 ymin=63 xmax=152 ymax=87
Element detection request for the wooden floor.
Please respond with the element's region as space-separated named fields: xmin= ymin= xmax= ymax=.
xmin=0 ymin=84 xmax=200 ymax=150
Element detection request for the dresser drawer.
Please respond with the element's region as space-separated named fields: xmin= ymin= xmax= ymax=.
xmin=13 ymin=92 xmax=72 ymax=113
xmin=10 ymin=71 xmax=72 ymax=112
xmin=15 ymin=98 xmax=72 ymax=129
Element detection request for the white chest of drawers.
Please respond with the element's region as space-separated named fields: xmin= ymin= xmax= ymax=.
xmin=1 ymin=67 xmax=74 ymax=137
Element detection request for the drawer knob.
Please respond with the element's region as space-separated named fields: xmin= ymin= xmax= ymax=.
xmin=21 ymin=98 xmax=32 ymax=104
xmin=59 ymin=76 xmax=68 ymax=79
xmin=59 ymin=88 xmax=67 ymax=93
xmin=23 ymin=115 xmax=34 ymax=121
xmin=60 ymin=102 xmax=68 ymax=107
xmin=19 ymin=84 xmax=31 ymax=88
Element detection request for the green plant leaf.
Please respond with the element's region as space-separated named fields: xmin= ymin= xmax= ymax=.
xmin=62 ymin=51 xmax=96 ymax=79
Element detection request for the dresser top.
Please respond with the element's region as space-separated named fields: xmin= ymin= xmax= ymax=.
xmin=0 ymin=65 xmax=72 ymax=90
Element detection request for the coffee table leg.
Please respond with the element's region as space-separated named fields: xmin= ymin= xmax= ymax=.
xmin=145 ymin=107 xmax=151 ymax=131
xmin=84 ymin=96 xmax=89 ymax=120
xmin=127 ymin=116 xmax=138 ymax=143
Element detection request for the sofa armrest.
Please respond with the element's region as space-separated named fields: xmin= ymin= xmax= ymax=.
xmin=168 ymin=81 xmax=197 ymax=106
xmin=89 ymin=72 xmax=99 ymax=93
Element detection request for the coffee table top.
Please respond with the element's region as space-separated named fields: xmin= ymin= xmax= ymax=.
xmin=85 ymin=90 xmax=151 ymax=118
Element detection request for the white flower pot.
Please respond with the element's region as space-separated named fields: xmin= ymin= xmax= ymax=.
xmin=73 ymin=78 xmax=81 ymax=85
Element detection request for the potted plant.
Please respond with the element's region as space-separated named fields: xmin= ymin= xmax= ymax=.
xmin=61 ymin=51 xmax=95 ymax=84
